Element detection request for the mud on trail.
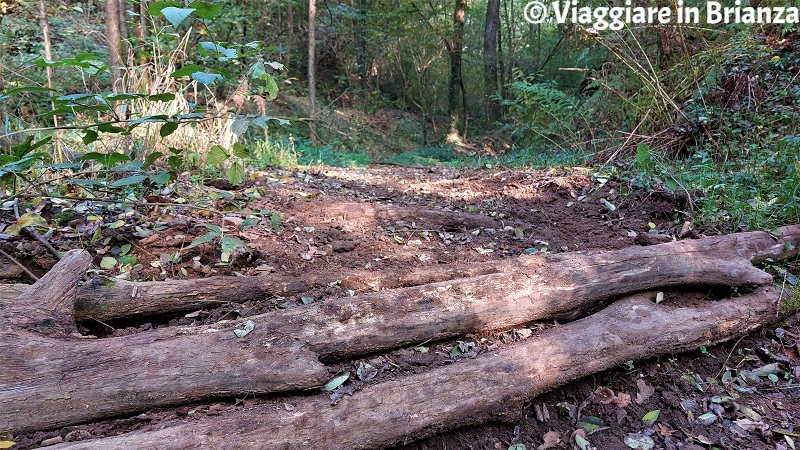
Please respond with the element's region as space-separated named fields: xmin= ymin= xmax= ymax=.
xmin=6 ymin=164 xmax=800 ymax=449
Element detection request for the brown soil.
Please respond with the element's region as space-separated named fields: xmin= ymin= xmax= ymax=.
xmin=5 ymin=165 xmax=799 ymax=449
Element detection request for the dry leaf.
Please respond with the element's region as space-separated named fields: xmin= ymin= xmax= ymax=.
xmin=636 ymin=379 xmax=655 ymax=405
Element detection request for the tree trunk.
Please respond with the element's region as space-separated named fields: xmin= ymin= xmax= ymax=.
xmin=307 ymin=0 xmax=317 ymax=144
xmin=49 ymin=287 xmax=781 ymax=450
xmin=4 ymin=225 xmax=797 ymax=434
xmin=106 ymin=0 xmax=122 ymax=93
xmin=38 ymin=0 xmax=62 ymax=160
xmin=483 ymin=0 xmax=500 ymax=125
xmin=447 ymin=0 xmax=466 ymax=142
xmin=357 ymin=0 xmax=368 ymax=101
xmin=1 ymin=225 xmax=797 ymax=324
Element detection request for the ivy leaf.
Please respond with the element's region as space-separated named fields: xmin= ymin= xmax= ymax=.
xmin=226 ymin=161 xmax=245 ymax=186
xmin=207 ymin=145 xmax=229 ymax=165
xmin=160 ymin=6 xmax=195 ymax=28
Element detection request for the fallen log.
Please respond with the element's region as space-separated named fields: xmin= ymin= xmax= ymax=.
xmin=1 ymin=224 xmax=796 ymax=323
xmin=2 ymin=226 xmax=794 ymax=434
xmin=0 ymin=251 xmax=328 ymax=434
xmin=49 ymin=286 xmax=781 ymax=450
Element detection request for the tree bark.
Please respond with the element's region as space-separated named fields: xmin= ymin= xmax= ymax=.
xmin=0 ymin=225 xmax=797 ymax=323
xmin=49 ymin=287 xmax=780 ymax=450
xmin=307 ymin=0 xmax=317 ymax=144
xmin=447 ymin=0 xmax=466 ymax=142
xmin=106 ymin=0 xmax=122 ymax=93
xmin=483 ymin=0 xmax=500 ymax=125
xmin=2 ymin=226 xmax=791 ymax=433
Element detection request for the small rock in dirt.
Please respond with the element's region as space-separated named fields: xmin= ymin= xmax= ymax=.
xmin=202 ymin=265 xmax=212 ymax=275
xmin=168 ymin=215 xmax=190 ymax=228
xmin=64 ymin=430 xmax=91 ymax=441
xmin=223 ymin=216 xmax=244 ymax=228
xmin=537 ymin=430 xmax=561 ymax=449
xmin=192 ymin=260 xmax=203 ymax=271
xmin=613 ymin=407 xmax=628 ymax=425
xmin=40 ymin=436 xmax=64 ymax=446
xmin=332 ymin=240 xmax=357 ymax=253
xmin=176 ymin=406 xmax=191 ymax=416
xmin=206 ymin=404 xmax=227 ymax=416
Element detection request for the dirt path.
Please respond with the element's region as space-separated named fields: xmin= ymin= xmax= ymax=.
xmin=5 ymin=165 xmax=798 ymax=449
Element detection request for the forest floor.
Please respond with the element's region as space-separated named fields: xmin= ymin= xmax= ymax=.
xmin=6 ymin=164 xmax=800 ymax=449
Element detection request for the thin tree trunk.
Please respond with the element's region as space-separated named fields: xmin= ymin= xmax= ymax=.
xmin=308 ymin=0 xmax=317 ymax=144
xmin=357 ymin=0 xmax=368 ymax=101
xmin=106 ymin=0 xmax=122 ymax=94
xmin=483 ymin=0 xmax=500 ymax=125
xmin=447 ymin=0 xmax=466 ymax=142
xmin=38 ymin=0 xmax=62 ymax=161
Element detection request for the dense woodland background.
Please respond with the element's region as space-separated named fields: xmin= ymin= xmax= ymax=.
xmin=0 ymin=0 xmax=799 ymax=231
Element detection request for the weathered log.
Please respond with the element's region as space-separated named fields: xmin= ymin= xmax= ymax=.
xmin=49 ymin=286 xmax=780 ymax=450
xmin=2 ymin=224 xmax=795 ymax=323
xmin=1 ymin=227 xmax=792 ymax=434
xmin=0 ymin=251 xmax=328 ymax=434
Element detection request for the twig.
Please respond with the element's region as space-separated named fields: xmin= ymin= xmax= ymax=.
xmin=0 ymin=247 xmax=39 ymax=281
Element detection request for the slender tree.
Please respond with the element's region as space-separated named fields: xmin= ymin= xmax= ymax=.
xmin=483 ymin=0 xmax=500 ymax=125
xmin=447 ymin=0 xmax=466 ymax=142
xmin=308 ymin=0 xmax=317 ymax=144
xmin=38 ymin=0 xmax=62 ymax=160
xmin=106 ymin=0 xmax=122 ymax=93
xmin=357 ymin=0 xmax=368 ymax=101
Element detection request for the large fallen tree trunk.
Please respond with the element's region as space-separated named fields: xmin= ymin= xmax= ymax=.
xmin=50 ymin=286 xmax=781 ymax=450
xmin=1 ymin=226 xmax=795 ymax=434
xmin=1 ymin=224 xmax=796 ymax=323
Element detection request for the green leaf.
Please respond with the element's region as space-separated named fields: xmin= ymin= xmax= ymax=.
xmin=120 ymin=244 xmax=131 ymax=255
xmin=231 ymin=119 xmax=249 ymax=136
xmin=221 ymin=236 xmax=246 ymax=254
xmin=185 ymin=231 xmax=219 ymax=249
xmin=108 ymin=220 xmax=125 ymax=229
xmin=197 ymin=224 xmax=222 ymax=234
xmin=83 ymin=129 xmax=99 ymax=144
xmin=642 ymin=409 xmax=660 ymax=424
xmin=321 ymin=373 xmax=349 ymax=392
xmin=226 ymin=161 xmax=245 ymax=186
xmin=160 ymin=6 xmax=195 ymax=28
xmin=6 ymin=212 xmax=47 ymax=235
xmin=574 ymin=435 xmax=591 ymax=450
xmin=143 ymin=152 xmax=164 ymax=169
xmin=170 ymin=64 xmax=204 ymax=78
xmin=232 ymin=142 xmax=249 ymax=158
xmin=146 ymin=1 xmax=180 ymax=16
xmin=578 ymin=416 xmax=603 ymax=431
xmin=264 ymin=73 xmax=279 ymax=101
xmin=82 ymin=152 xmax=131 ymax=168
xmin=149 ymin=171 xmax=172 ymax=185
xmin=167 ymin=155 xmax=183 ymax=169
xmin=199 ymin=42 xmax=238 ymax=60
xmin=192 ymin=72 xmax=224 ymax=84
xmin=97 ymin=123 xmax=127 ymax=134
xmin=160 ymin=122 xmax=179 ymax=137
xmin=100 ymin=256 xmax=118 ymax=270
xmin=110 ymin=175 xmax=148 ymax=187
xmin=233 ymin=319 xmax=255 ymax=338
xmin=623 ymin=433 xmax=655 ymax=449
xmin=188 ymin=1 xmax=223 ymax=19
xmin=207 ymin=145 xmax=229 ymax=165
xmin=148 ymin=93 xmax=176 ymax=102
xmin=119 ymin=254 xmax=137 ymax=266
xmin=0 ymin=440 xmax=17 ymax=449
